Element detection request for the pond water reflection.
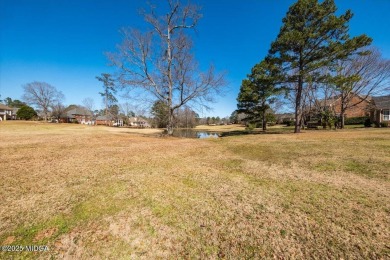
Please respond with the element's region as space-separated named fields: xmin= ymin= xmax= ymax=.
xmin=169 ymin=129 xmax=220 ymax=138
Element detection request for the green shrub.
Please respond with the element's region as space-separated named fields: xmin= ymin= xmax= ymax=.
xmin=364 ymin=118 xmax=372 ymax=127
xmin=344 ymin=116 xmax=368 ymax=125
xmin=16 ymin=105 xmax=37 ymax=120
xmin=284 ymin=120 xmax=294 ymax=126
xmin=380 ymin=121 xmax=389 ymax=127
xmin=245 ymin=123 xmax=256 ymax=131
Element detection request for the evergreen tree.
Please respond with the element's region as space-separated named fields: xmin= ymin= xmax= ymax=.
xmin=269 ymin=0 xmax=372 ymax=133
xmin=229 ymin=111 xmax=238 ymax=124
xmin=97 ymin=73 xmax=117 ymax=119
xmin=151 ymin=100 xmax=169 ymax=128
xmin=17 ymin=105 xmax=37 ymax=120
xmin=237 ymin=59 xmax=279 ymax=131
xmin=4 ymin=97 xmax=26 ymax=108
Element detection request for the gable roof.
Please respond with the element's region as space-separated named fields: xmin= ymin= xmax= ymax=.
xmin=0 ymin=104 xmax=13 ymax=110
xmin=316 ymin=93 xmax=372 ymax=107
xmin=66 ymin=107 xmax=92 ymax=116
xmin=129 ymin=117 xmax=149 ymax=123
xmin=372 ymin=95 xmax=390 ymax=109
xmin=96 ymin=115 xmax=114 ymax=120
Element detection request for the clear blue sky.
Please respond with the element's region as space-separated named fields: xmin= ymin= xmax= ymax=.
xmin=1 ymin=0 xmax=389 ymax=117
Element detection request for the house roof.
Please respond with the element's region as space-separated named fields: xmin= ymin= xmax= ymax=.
xmin=96 ymin=115 xmax=114 ymax=120
xmin=0 ymin=104 xmax=13 ymax=110
xmin=66 ymin=107 xmax=92 ymax=116
xmin=129 ymin=116 xmax=149 ymax=124
xmin=372 ymin=95 xmax=390 ymax=109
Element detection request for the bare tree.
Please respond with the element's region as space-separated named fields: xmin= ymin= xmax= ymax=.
xmin=22 ymin=82 xmax=65 ymax=121
xmin=51 ymin=101 xmax=66 ymax=121
xmin=82 ymin=97 xmax=95 ymax=116
xmin=175 ymin=106 xmax=198 ymax=128
xmin=119 ymin=102 xmax=136 ymax=117
xmin=108 ymin=0 xmax=226 ymax=135
xmin=334 ymin=47 xmax=390 ymax=128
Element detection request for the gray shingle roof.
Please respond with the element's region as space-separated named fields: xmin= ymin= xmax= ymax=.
xmin=66 ymin=107 xmax=92 ymax=116
xmin=0 ymin=104 xmax=13 ymax=110
xmin=372 ymin=95 xmax=390 ymax=109
xmin=96 ymin=115 xmax=114 ymax=120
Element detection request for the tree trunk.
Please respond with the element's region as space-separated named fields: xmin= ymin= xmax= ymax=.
xmin=340 ymin=112 xmax=345 ymax=129
xmin=166 ymin=26 xmax=174 ymax=135
xmin=340 ymin=101 xmax=345 ymax=129
xmin=295 ymin=52 xmax=303 ymax=133
xmin=262 ymin=109 xmax=266 ymax=131
xmin=295 ymin=82 xmax=303 ymax=133
xmin=167 ymin=108 xmax=174 ymax=135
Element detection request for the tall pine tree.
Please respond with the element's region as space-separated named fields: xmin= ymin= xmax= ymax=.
xmin=237 ymin=59 xmax=280 ymax=131
xmin=97 ymin=73 xmax=117 ymax=119
xmin=269 ymin=0 xmax=371 ymax=133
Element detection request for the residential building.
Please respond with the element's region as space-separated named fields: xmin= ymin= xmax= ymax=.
xmin=316 ymin=94 xmax=371 ymax=118
xmin=60 ymin=107 xmax=93 ymax=124
xmin=370 ymin=95 xmax=390 ymax=126
xmin=128 ymin=117 xmax=151 ymax=128
xmin=96 ymin=115 xmax=114 ymax=126
xmin=0 ymin=104 xmax=13 ymax=121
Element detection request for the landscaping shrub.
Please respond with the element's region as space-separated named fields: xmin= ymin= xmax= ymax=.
xmin=364 ymin=118 xmax=373 ymax=127
xmin=344 ymin=116 xmax=368 ymax=125
xmin=245 ymin=122 xmax=256 ymax=131
xmin=380 ymin=121 xmax=389 ymax=127
xmin=16 ymin=105 xmax=37 ymax=120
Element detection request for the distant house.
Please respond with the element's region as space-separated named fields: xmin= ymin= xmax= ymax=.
xmin=128 ymin=117 xmax=151 ymax=128
xmin=11 ymin=108 xmax=19 ymax=120
xmin=0 ymin=104 xmax=13 ymax=121
xmin=96 ymin=115 xmax=114 ymax=126
xmin=276 ymin=113 xmax=295 ymax=124
xmin=60 ymin=107 xmax=93 ymax=124
xmin=370 ymin=95 xmax=390 ymax=126
xmin=315 ymin=94 xmax=371 ymax=118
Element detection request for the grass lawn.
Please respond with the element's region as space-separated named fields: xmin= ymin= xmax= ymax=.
xmin=0 ymin=121 xmax=389 ymax=259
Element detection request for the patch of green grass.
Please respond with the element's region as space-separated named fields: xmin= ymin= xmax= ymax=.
xmin=314 ymin=162 xmax=338 ymax=172
xmin=226 ymin=134 xmax=389 ymax=179
xmin=182 ymin=176 xmax=198 ymax=188
xmin=344 ymin=160 xmax=372 ymax=177
xmin=0 ymin=182 xmax=134 ymax=248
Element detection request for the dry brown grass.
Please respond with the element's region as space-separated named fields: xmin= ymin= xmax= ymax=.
xmin=195 ymin=124 xmax=247 ymax=132
xmin=0 ymin=121 xmax=389 ymax=259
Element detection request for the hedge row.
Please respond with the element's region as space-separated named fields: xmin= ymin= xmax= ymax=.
xmin=344 ymin=116 xmax=368 ymax=125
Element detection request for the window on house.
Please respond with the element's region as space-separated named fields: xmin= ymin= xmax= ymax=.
xmin=384 ymin=109 xmax=390 ymax=121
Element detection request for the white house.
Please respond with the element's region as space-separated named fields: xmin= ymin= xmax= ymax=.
xmin=0 ymin=104 xmax=13 ymax=121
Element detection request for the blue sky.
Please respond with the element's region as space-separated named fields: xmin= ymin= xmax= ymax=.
xmin=1 ymin=0 xmax=389 ymax=117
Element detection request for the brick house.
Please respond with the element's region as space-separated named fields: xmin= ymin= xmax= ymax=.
xmin=96 ymin=115 xmax=114 ymax=126
xmin=335 ymin=95 xmax=369 ymax=117
xmin=370 ymin=95 xmax=390 ymax=126
xmin=60 ymin=107 xmax=93 ymax=124
xmin=317 ymin=94 xmax=371 ymax=118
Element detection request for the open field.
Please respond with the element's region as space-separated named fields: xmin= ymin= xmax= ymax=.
xmin=0 ymin=121 xmax=389 ymax=259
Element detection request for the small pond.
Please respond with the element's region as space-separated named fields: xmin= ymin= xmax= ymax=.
xmin=168 ymin=129 xmax=221 ymax=139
